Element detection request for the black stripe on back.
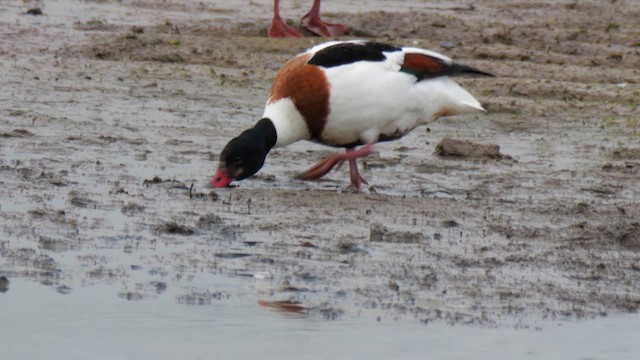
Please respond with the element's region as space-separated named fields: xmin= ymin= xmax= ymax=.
xmin=308 ymin=42 xmax=400 ymax=68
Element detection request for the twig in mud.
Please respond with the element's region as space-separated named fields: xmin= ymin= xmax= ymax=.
xmin=142 ymin=176 xmax=189 ymax=190
xmin=428 ymin=5 xmax=475 ymax=11
xmin=223 ymin=192 xmax=232 ymax=205
xmin=187 ymin=183 xmax=215 ymax=201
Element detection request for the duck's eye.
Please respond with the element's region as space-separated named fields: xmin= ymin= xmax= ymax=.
xmin=232 ymin=157 xmax=243 ymax=167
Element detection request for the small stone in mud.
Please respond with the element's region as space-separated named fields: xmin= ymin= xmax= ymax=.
xmin=610 ymin=147 xmax=640 ymax=160
xmin=369 ymin=223 xmax=425 ymax=243
xmin=418 ymin=270 xmax=438 ymax=290
xmin=152 ymin=221 xmax=196 ymax=235
xmin=87 ymin=266 xmax=122 ymax=280
xmin=142 ymin=176 xmax=163 ymax=186
xmin=1 ymin=129 xmax=34 ymax=137
xmin=440 ymin=41 xmax=457 ymax=49
xmin=69 ymin=197 xmax=89 ymax=207
xmin=34 ymin=254 xmax=59 ymax=272
xmin=214 ymin=252 xmax=251 ymax=259
xmin=26 ymin=8 xmax=43 ymax=16
xmin=300 ymin=241 xmax=318 ymax=248
xmin=601 ymin=162 xmax=638 ymax=174
xmin=441 ymin=220 xmax=459 ymax=228
xmin=142 ymin=176 xmax=188 ymax=190
xmin=112 ymin=187 xmax=128 ymax=195
xmin=97 ymin=135 xmax=118 ymax=143
xmin=0 ymin=276 xmax=9 ymax=293
xmin=261 ymin=174 xmax=277 ymax=182
xmin=17 ymin=167 xmax=32 ymax=178
xmin=609 ymin=221 xmax=640 ymax=249
xmin=118 ymin=292 xmax=144 ymax=301
xmin=150 ymin=281 xmax=167 ymax=294
xmin=74 ymin=19 xmax=114 ymax=31
xmin=435 ymin=138 xmax=511 ymax=160
xmin=196 ymin=213 xmax=223 ymax=230
xmin=337 ymin=239 xmax=361 ymax=254
xmin=319 ymin=307 xmax=345 ymax=320
xmin=121 ymin=202 xmax=145 ymax=216
xmin=38 ymin=236 xmax=74 ymax=251
xmin=29 ymin=208 xmax=65 ymax=222
xmin=56 ymin=285 xmax=72 ymax=295
xmin=369 ymin=223 xmax=388 ymax=242
xmin=150 ymin=53 xmax=185 ymax=63
xmin=176 ymin=291 xmax=228 ymax=305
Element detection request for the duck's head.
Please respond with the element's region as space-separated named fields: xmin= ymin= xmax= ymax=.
xmin=210 ymin=118 xmax=277 ymax=188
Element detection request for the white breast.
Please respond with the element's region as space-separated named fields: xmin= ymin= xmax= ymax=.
xmin=263 ymin=97 xmax=310 ymax=147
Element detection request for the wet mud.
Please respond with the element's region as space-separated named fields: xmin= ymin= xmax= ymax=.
xmin=1 ymin=0 xmax=639 ymax=326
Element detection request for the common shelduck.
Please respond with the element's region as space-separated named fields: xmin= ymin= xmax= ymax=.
xmin=269 ymin=0 xmax=348 ymax=37
xmin=211 ymin=40 xmax=492 ymax=191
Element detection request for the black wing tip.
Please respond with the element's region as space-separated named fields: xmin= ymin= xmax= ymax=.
xmin=452 ymin=63 xmax=495 ymax=77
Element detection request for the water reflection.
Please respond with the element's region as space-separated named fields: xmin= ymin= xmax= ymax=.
xmin=1 ymin=277 xmax=639 ymax=360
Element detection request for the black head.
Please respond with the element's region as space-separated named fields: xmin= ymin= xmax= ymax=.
xmin=210 ymin=118 xmax=277 ymax=188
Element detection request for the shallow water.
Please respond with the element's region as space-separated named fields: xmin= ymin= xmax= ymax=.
xmin=2 ymin=278 xmax=639 ymax=360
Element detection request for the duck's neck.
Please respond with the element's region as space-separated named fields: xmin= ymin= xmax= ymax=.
xmin=249 ymin=118 xmax=277 ymax=153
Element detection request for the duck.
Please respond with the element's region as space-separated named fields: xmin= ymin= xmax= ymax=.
xmin=269 ymin=0 xmax=348 ymax=38
xmin=210 ymin=40 xmax=492 ymax=191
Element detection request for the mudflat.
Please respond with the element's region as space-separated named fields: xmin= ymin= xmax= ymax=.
xmin=1 ymin=0 xmax=639 ymax=326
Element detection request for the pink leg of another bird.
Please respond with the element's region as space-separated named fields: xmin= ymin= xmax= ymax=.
xmin=268 ymin=0 xmax=304 ymax=38
xmin=301 ymin=0 xmax=349 ymax=37
xmin=298 ymin=144 xmax=373 ymax=190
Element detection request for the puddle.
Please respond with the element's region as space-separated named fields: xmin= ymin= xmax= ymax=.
xmin=2 ymin=278 xmax=639 ymax=360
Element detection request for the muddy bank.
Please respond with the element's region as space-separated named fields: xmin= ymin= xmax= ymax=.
xmin=1 ymin=0 xmax=639 ymax=326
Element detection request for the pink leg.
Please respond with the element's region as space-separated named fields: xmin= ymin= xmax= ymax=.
xmin=347 ymin=151 xmax=368 ymax=191
xmin=301 ymin=0 xmax=349 ymax=37
xmin=298 ymin=144 xmax=373 ymax=190
xmin=268 ymin=0 xmax=304 ymax=38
